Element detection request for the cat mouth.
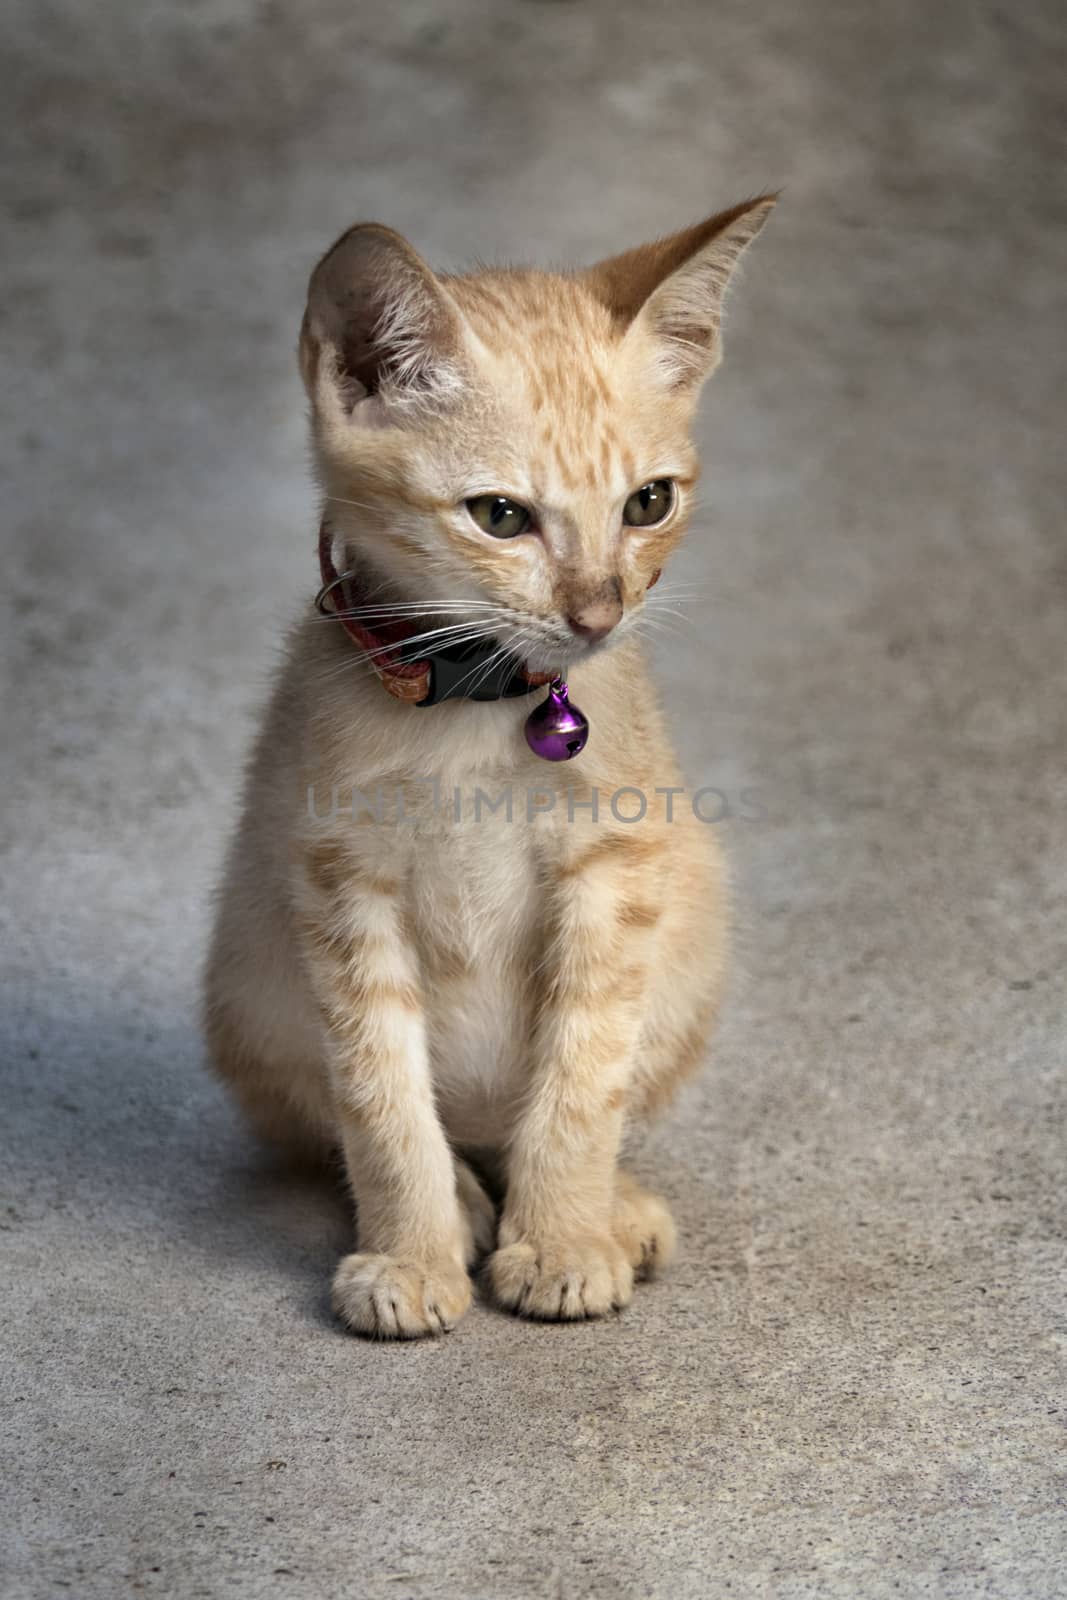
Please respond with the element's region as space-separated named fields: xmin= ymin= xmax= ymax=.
xmin=513 ymin=623 xmax=625 ymax=674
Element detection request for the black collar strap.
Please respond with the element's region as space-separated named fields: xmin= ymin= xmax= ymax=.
xmin=402 ymin=635 xmax=548 ymax=706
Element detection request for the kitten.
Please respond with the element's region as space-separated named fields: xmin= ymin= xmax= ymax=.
xmin=204 ymin=196 xmax=775 ymax=1337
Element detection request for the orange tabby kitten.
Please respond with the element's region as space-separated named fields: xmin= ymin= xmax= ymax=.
xmin=204 ymin=196 xmax=775 ymax=1337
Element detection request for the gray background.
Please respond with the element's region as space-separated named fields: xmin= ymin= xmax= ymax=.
xmin=2 ymin=1 xmax=1065 ymax=1596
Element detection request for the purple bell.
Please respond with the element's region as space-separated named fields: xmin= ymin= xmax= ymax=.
xmin=524 ymin=677 xmax=589 ymax=762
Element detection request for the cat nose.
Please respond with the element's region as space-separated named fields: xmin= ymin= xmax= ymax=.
xmin=566 ymin=596 xmax=623 ymax=644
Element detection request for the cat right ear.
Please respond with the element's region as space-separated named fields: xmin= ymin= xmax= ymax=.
xmin=300 ymin=223 xmax=466 ymax=418
xmin=585 ymin=195 xmax=777 ymax=390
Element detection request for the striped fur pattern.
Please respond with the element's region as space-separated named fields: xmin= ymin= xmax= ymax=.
xmin=204 ymin=197 xmax=774 ymax=1337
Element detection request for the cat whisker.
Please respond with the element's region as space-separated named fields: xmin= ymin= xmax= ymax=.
xmin=314 ymin=603 xmax=501 ymax=626
xmin=321 ymin=596 xmax=503 ymax=610
xmin=322 ymin=493 xmax=388 ymax=516
xmin=649 ymin=585 xmax=704 ymax=603
xmin=358 ymin=621 xmax=503 ymax=664
xmin=324 ymin=603 xmax=502 ymax=614
xmin=645 ymin=603 xmax=694 ymax=626
xmin=636 ymin=608 xmax=681 ymax=631
xmin=629 ymin=616 xmax=681 ymax=649
xmin=315 ymin=622 xmax=503 ymax=687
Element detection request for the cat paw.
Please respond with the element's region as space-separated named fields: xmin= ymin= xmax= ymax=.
xmin=455 ymin=1160 xmax=497 ymax=1265
xmin=332 ymin=1253 xmax=472 ymax=1340
xmin=612 ymin=1173 xmax=677 ymax=1280
xmin=487 ymin=1235 xmax=634 ymax=1321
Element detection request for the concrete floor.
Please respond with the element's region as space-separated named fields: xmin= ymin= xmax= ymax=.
xmin=3 ymin=1 xmax=1065 ymax=1595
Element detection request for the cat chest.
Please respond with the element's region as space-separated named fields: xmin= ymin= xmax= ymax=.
xmin=405 ymin=816 xmax=544 ymax=1135
xmin=405 ymin=813 xmax=542 ymax=985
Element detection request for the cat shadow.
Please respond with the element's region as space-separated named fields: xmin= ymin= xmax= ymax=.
xmin=3 ymin=998 xmax=355 ymax=1333
xmin=185 ymin=1136 xmax=356 ymax=1334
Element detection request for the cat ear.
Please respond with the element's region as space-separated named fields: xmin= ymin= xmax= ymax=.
xmin=300 ymin=223 xmax=466 ymax=416
xmin=585 ymin=194 xmax=777 ymax=389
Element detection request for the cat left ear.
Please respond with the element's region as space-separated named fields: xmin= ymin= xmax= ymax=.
xmin=585 ymin=194 xmax=777 ymax=389
xmin=300 ymin=222 xmax=467 ymax=417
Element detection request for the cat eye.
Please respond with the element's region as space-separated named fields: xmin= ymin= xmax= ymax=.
xmin=623 ymin=479 xmax=675 ymax=528
xmin=465 ymin=495 xmax=532 ymax=539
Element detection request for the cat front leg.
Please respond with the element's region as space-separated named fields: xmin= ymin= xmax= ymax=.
xmin=297 ymin=842 xmax=472 ymax=1339
xmin=489 ymin=833 xmax=666 ymax=1321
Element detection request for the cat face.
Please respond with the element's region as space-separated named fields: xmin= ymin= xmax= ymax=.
xmin=301 ymin=200 xmax=774 ymax=672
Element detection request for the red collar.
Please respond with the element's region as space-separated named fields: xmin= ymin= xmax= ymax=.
xmin=316 ymin=522 xmax=552 ymax=707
